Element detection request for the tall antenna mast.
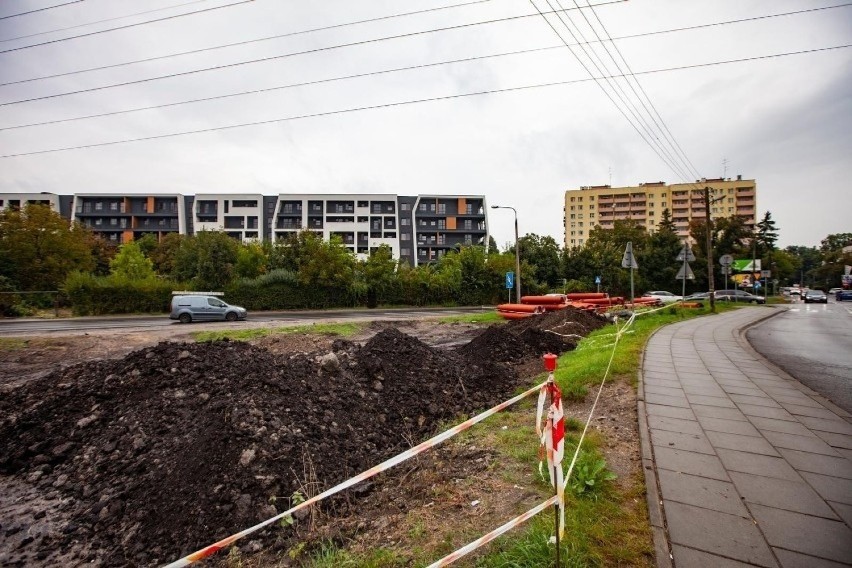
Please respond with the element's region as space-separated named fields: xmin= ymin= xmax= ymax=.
xmin=722 ymin=157 xmax=729 ymax=179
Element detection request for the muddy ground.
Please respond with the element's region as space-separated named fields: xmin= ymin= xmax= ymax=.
xmin=0 ymin=309 xmax=646 ymax=567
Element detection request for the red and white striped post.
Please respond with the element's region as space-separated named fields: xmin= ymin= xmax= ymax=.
xmin=542 ymin=353 xmax=563 ymax=568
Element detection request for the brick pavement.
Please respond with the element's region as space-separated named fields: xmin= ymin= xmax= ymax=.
xmin=638 ymin=307 xmax=852 ymax=567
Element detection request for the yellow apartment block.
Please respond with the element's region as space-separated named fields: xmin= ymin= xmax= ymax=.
xmin=564 ymin=177 xmax=757 ymax=247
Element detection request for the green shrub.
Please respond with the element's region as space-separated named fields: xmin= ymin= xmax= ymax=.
xmin=64 ymin=272 xmax=180 ymax=316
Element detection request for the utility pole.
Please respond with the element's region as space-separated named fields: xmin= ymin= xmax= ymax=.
xmin=704 ymin=186 xmax=716 ymax=313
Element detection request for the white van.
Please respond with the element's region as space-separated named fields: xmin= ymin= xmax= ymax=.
xmin=169 ymin=295 xmax=247 ymax=323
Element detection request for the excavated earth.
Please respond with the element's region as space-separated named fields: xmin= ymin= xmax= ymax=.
xmin=0 ymin=308 xmax=607 ymax=567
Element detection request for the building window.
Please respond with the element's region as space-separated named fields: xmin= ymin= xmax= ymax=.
xmin=437 ymin=203 xmax=446 ymax=214
xmin=401 ymin=248 xmax=410 ymax=256
xmin=401 ymin=233 xmax=410 ymax=241
xmin=95 ymin=202 xmax=103 ymax=211
xmin=401 ymin=218 xmax=410 ymax=226
xmin=418 ymin=203 xmax=427 ymax=211
xmin=401 ymin=203 xmax=411 ymax=211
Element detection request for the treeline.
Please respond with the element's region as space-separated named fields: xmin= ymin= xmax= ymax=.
xmin=1 ymin=204 xmax=850 ymax=316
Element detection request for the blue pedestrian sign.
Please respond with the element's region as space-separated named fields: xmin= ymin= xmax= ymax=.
xmin=505 ymin=272 xmax=514 ymax=289
xmin=595 ymin=276 xmax=601 ymax=285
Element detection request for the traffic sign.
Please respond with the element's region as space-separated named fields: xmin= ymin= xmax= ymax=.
xmin=676 ymin=245 xmax=695 ymax=262
xmin=761 ymin=270 xmax=771 ymax=278
xmin=621 ymin=242 xmax=639 ymax=269
xmin=595 ymin=275 xmax=601 ymax=285
xmin=719 ymin=254 xmax=733 ymax=267
xmin=505 ymin=271 xmax=514 ymax=290
xmin=676 ymin=264 xmax=695 ymax=280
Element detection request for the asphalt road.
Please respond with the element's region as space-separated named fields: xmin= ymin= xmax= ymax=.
xmin=747 ymin=299 xmax=852 ymax=413
xmin=0 ymin=306 xmax=489 ymax=335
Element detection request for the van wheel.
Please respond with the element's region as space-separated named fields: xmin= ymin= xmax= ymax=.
xmin=179 ymin=313 xmax=192 ymax=324
xmin=225 ymin=312 xmax=238 ymax=322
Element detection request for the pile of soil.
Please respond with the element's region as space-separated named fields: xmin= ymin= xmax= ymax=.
xmin=459 ymin=307 xmax=607 ymax=362
xmin=0 ymin=332 xmax=518 ymax=566
xmin=0 ymin=312 xmax=608 ymax=567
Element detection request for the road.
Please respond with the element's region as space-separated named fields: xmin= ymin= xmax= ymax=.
xmin=0 ymin=306 xmax=489 ymax=335
xmin=747 ymin=299 xmax=852 ymax=413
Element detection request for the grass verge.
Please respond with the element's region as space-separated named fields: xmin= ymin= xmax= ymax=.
xmin=193 ymin=322 xmax=362 ymax=342
xmin=437 ymin=311 xmax=503 ymax=325
xmin=0 ymin=337 xmax=28 ymax=350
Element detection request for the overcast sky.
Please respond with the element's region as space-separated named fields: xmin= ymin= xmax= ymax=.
xmin=0 ymin=0 xmax=849 ymax=249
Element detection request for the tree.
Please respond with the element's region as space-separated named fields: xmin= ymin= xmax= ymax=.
xmin=172 ymin=231 xmax=239 ymax=290
xmin=487 ymin=235 xmax=500 ymax=255
xmin=755 ymin=211 xmax=779 ymax=255
xmin=362 ymin=244 xmax=396 ymax=305
xmin=640 ymin=212 xmax=686 ymax=293
xmin=0 ymin=204 xmax=95 ymax=290
xmin=583 ymin=219 xmax=648 ymax=296
xmin=109 ymin=241 xmax=155 ymax=280
xmin=235 ymin=241 xmax=268 ymax=279
xmin=820 ymin=233 xmax=852 ymax=253
xmin=150 ymin=233 xmax=184 ymax=276
xmin=517 ymin=233 xmax=562 ymax=289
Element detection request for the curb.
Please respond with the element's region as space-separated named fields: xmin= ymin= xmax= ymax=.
xmin=737 ymin=306 xmax=852 ymax=423
xmin=636 ymin=324 xmax=673 ymax=568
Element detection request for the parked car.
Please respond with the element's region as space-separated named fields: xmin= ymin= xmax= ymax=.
xmin=714 ymin=290 xmax=766 ymax=304
xmin=684 ymin=292 xmax=711 ymax=301
xmin=828 ymin=288 xmax=842 ymax=296
xmin=170 ymin=295 xmax=248 ymax=323
xmin=803 ymin=290 xmax=828 ymax=304
xmin=641 ymin=291 xmax=682 ymax=304
xmin=836 ymin=289 xmax=852 ymax=302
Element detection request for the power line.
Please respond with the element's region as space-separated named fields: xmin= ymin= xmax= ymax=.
xmin=0 ymin=3 xmax=626 ymax=107
xmin=531 ymin=0 xmax=692 ymax=181
xmin=0 ymin=1 xmax=83 ymax=21
xmin=0 ymin=0 xmax=254 ymax=55
xmin=2 ymin=43 xmax=847 ymax=160
xmin=0 ymin=0 xmax=624 ymax=87
xmin=583 ymin=0 xmax=701 ymax=180
xmin=0 ymin=46 xmax=566 ymax=131
xmin=6 ymin=0 xmax=844 ymax=132
xmin=1 ymin=0 xmax=211 ymax=43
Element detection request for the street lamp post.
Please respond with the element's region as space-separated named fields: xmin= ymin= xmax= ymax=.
xmin=491 ymin=205 xmax=521 ymax=301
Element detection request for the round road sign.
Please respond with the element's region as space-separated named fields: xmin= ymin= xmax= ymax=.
xmin=719 ymin=254 xmax=733 ymax=267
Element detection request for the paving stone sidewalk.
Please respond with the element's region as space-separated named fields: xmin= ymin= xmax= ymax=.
xmin=638 ymin=307 xmax=852 ymax=568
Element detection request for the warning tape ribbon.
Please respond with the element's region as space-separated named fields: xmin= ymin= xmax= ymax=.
xmin=162 ymin=380 xmax=547 ymax=568
xmin=427 ymin=494 xmax=560 ymax=567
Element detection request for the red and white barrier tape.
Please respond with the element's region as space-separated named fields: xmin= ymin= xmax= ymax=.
xmin=430 ymin=314 xmax=636 ymax=566
xmin=162 ymin=380 xmax=547 ymax=568
xmin=426 ymin=495 xmax=560 ymax=567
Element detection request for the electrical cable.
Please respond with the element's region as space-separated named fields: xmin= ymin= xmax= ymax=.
xmin=0 ymin=0 xmax=211 ymax=44
xmin=3 ymin=2 xmax=841 ymax=130
xmin=583 ymin=0 xmax=702 ymax=180
xmin=529 ymin=0 xmax=692 ymax=181
xmin=0 ymin=2 xmax=625 ymax=107
xmin=0 ymin=0 xmax=625 ymax=88
xmin=0 ymin=0 xmax=254 ymax=55
xmin=0 ymin=1 xmax=83 ymax=21
xmin=1 ymin=0 xmax=836 ymax=87
xmin=2 ymin=43 xmax=846 ymax=159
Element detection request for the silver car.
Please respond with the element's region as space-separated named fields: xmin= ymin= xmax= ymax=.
xmin=169 ymin=295 xmax=247 ymax=323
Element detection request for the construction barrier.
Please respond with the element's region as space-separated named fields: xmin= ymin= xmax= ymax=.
xmin=162 ymin=380 xmax=548 ymax=567
xmin=431 ymin=314 xmax=637 ymax=565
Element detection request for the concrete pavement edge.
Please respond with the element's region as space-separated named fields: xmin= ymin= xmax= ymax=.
xmin=636 ymin=324 xmax=673 ymax=568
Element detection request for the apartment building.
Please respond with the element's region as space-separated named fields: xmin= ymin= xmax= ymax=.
xmin=408 ymin=195 xmax=488 ymax=265
xmin=192 ymin=194 xmax=264 ymax=241
xmin=0 ymin=192 xmax=70 ymax=216
xmin=71 ymin=194 xmax=186 ymax=244
xmin=1 ymin=191 xmax=488 ymax=265
xmin=564 ymin=177 xmax=757 ymax=247
xmin=270 ymin=194 xmax=400 ymax=260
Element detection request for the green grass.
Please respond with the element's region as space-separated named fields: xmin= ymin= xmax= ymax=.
xmin=437 ymin=311 xmax=503 ymax=325
xmin=307 ymin=543 xmax=407 ymax=567
xmin=0 ymin=338 xmax=27 ymax=350
xmin=193 ymin=322 xmax=362 ymax=342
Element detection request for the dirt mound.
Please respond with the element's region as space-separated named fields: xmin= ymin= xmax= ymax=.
xmin=0 ymin=332 xmax=522 ymax=567
xmin=459 ymin=307 xmax=607 ymax=362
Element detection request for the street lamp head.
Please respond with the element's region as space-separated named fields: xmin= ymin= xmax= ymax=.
xmin=490 ymin=205 xmax=500 ymax=209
